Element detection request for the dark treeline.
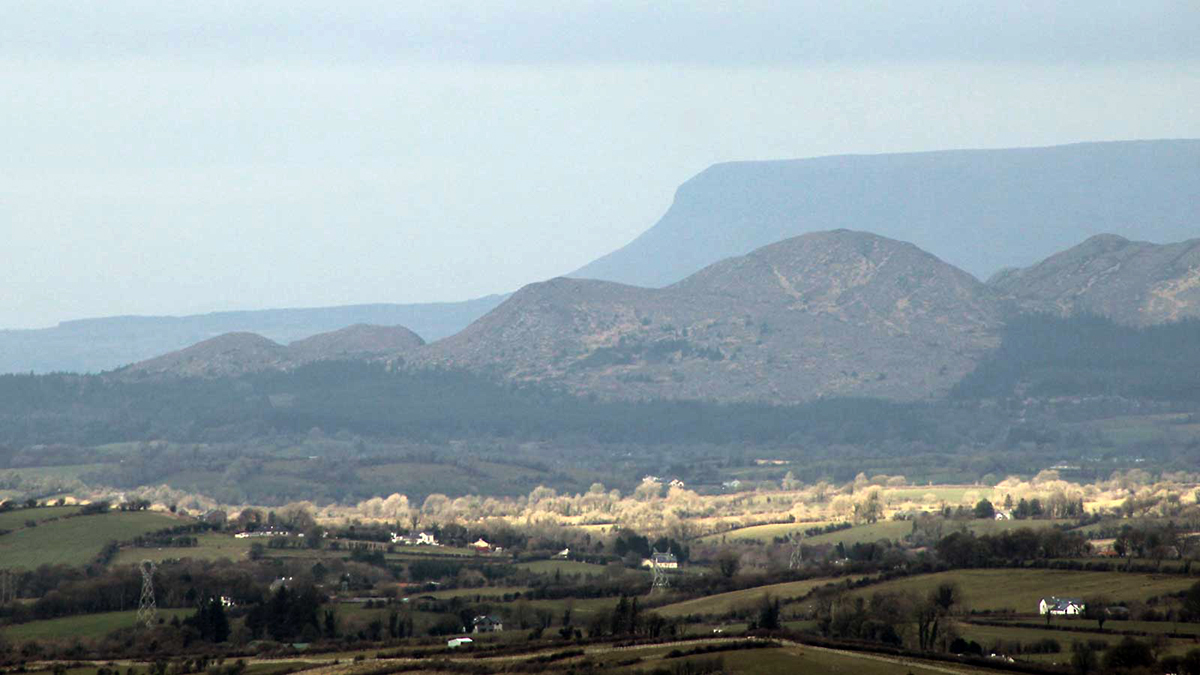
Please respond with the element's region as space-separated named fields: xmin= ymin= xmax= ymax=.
xmin=934 ymin=528 xmax=1091 ymax=568
xmin=953 ymin=314 xmax=1200 ymax=400
xmin=2 ymin=313 xmax=1199 ymax=501
xmin=1 ymin=314 xmax=1195 ymax=451
xmin=0 ymin=363 xmax=939 ymax=448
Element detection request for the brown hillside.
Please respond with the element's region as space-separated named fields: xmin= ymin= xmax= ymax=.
xmin=120 ymin=332 xmax=290 ymax=378
xmin=288 ymin=324 xmax=425 ymax=362
xmin=990 ymin=234 xmax=1200 ymax=325
xmin=418 ymin=230 xmax=1007 ymax=403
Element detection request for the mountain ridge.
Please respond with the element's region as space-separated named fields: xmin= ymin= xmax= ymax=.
xmin=572 ymin=139 xmax=1200 ymax=287
xmin=416 ymin=229 xmax=1008 ymax=403
xmin=990 ymin=233 xmax=1200 ymax=325
xmin=120 ymin=324 xmax=426 ymax=378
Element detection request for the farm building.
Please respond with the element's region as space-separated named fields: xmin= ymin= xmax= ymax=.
xmin=472 ymin=615 xmax=503 ymax=633
xmin=642 ymin=552 xmax=679 ymax=569
xmin=1039 ymin=597 xmax=1085 ymax=616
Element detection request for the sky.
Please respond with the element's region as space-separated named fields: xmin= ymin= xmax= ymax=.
xmin=3 ymin=1 xmax=1199 ymax=329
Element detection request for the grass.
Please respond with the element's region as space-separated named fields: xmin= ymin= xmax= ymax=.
xmin=0 ymin=506 xmax=83 ymax=531
xmin=803 ymin=520 xmax=913 ymax=546
xmin=842 ymin=569 xmax=1196 ymax=613
xmin=524 ymin=595 xmax=623 ymax=619
xmin=1 ymin=609 xmax=193 ymax=641
xmin=0 ymin=511 xmax=182 ymax=569
xmin=963 ymin=518 xmax=1073 ymax=535
xmin=418 ymin=586 xmax=530 ymax=601
xmin=697 ymin=521 xmax=830 ymax=545
xmin=654 ymin=576 xmax=862 ymax=618
xmin=516 ymin=559 xmax=615 ymax=576
xmin=19 ymin=662 xmax=305 ymax=675
xmin=111 ymin=532 xmax=253 ymax=566
xmin=619 ymin=642 xmax=1010 ymax=674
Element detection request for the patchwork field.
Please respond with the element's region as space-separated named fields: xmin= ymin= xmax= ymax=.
xmin=843 ymin=569 xmax=1195 ymax=614
xmin=0 ymin=505 xmax=82 ymax=531
xmin=697 ymin=521 xmax=831 ymax=544
xmin=111 ymin=531 xmax=254 ymax=566
xmin=516 ymin=559 xmax=616 ymax=576
xmin=1 ymin=609 xmax=193 ymax=641
xmin=654 ymin=576 xmax=864 ymax=618
xmin=0 ymin=511 xmax=182 ymax=569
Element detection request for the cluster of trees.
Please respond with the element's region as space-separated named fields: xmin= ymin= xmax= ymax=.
xmin=243 ymin=585 xmax=325 ymax=642
xmin=611 ymin=531 xmax=689 ymax=564
xmin=184 ymin=597 xmax=230 ymax=643
xmin=934 ymin=528 xmax=1090 ymax=567
xmin=813 ymin=583 xmax=960 ymax=651
xmin=580 ymin=595 xmax=672 ymax=640
xmin=1112 ymin=521 xmax=1189 ymax=561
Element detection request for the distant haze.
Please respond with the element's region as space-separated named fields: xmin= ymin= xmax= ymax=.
xmin=3 ymin=2 xmax=1199 ymax=329
xmin=573 ymin=140 xmax=1200 ymax=287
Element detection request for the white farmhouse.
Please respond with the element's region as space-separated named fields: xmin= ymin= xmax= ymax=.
xmin=1039 ymin=597 xmax=1085 ymax=616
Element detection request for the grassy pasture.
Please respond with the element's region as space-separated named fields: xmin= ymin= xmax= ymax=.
xmin=616 ymin=642 xmax=1011 ymax=674
xmin=956 ymin=620 xmax=1200 ymax=663
xmin=964 ymin=518 xmax=1073 ymax=535
xmin=654 ymin=576 xmax=863 ymax=618
xmin=0 ymin=506 xmax=83 ymax=531
xmin=1 ymin=609 xmax=193 ymax=641
xmin=516 ymin=559 xmax=614 ymax=576
xmin=802 ymin=520 xmax=912 ymax=546
xmin=111 ymin=532 xmax=253 ymax=566
xmin=697 ymin=521 xmax=831 ymax=545
xmin=0 ymin=511 xmax=181 ymax=569
xmin=844 ymin=569 xmax=1195 ymax=614
xmin=418 ymin=586 xmax=530 ymax=601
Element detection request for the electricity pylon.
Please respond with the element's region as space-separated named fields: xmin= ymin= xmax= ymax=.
xmin=137 ymin=560 xmax=157 ymax=628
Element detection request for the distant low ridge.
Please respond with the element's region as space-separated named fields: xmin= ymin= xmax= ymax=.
xmin=121 ymin=324 xmax=425 ymax=378
xmin=0 ymin=295 xmax=504 ymax=375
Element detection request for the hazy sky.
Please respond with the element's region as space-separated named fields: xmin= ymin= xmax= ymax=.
xmin=3 ymin=1 xmax=1199 ymax=329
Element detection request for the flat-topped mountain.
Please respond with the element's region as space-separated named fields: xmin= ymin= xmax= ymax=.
xmin=419 ymin=230 xmax=1007 ymax=403
xmin=991 ymin=234 xmax=1200 ymax=325
xmin=573 ymin=139 xmax=1200 ymax=287
xmin=121 ymin=324 xmax=425 ymax=378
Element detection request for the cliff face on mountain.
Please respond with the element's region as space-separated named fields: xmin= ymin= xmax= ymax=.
xmin=573 ymin=140 xmax=1200 ymax=288
xmin=990 ymin=234 xmax=1200 ymax=325
xmin=419 ymin=230 xmax=1007 ymax=403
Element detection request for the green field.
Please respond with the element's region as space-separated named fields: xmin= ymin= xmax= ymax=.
xmin=803 ymin=520 xmax=913 ymax=546
xmin=0 ymin=506 xmax=83 ymax=531
xmin=881 ymin=486 xmax=979 ymax=503
xmin=1 ymin=608 xmax=193 ymax=641
xmin=111 ymin=532 xmax=253 ymax=566
xmin=607 ymin=641 xmax=1011 ymax=674
xmin=964 ymin=518 xmax=1073 ymax=535
xmin=0 ymin=511 xmax=182 ymax=569
xmin=697 ymin=521 xmax=830 ymax=545
xmin=517 ymin=559 xmax=620 ymax=576
xmin=655 ymin=576 xmax=862 ymax=618
xmin=843 ymin=569 xmax=1196 ymax=614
